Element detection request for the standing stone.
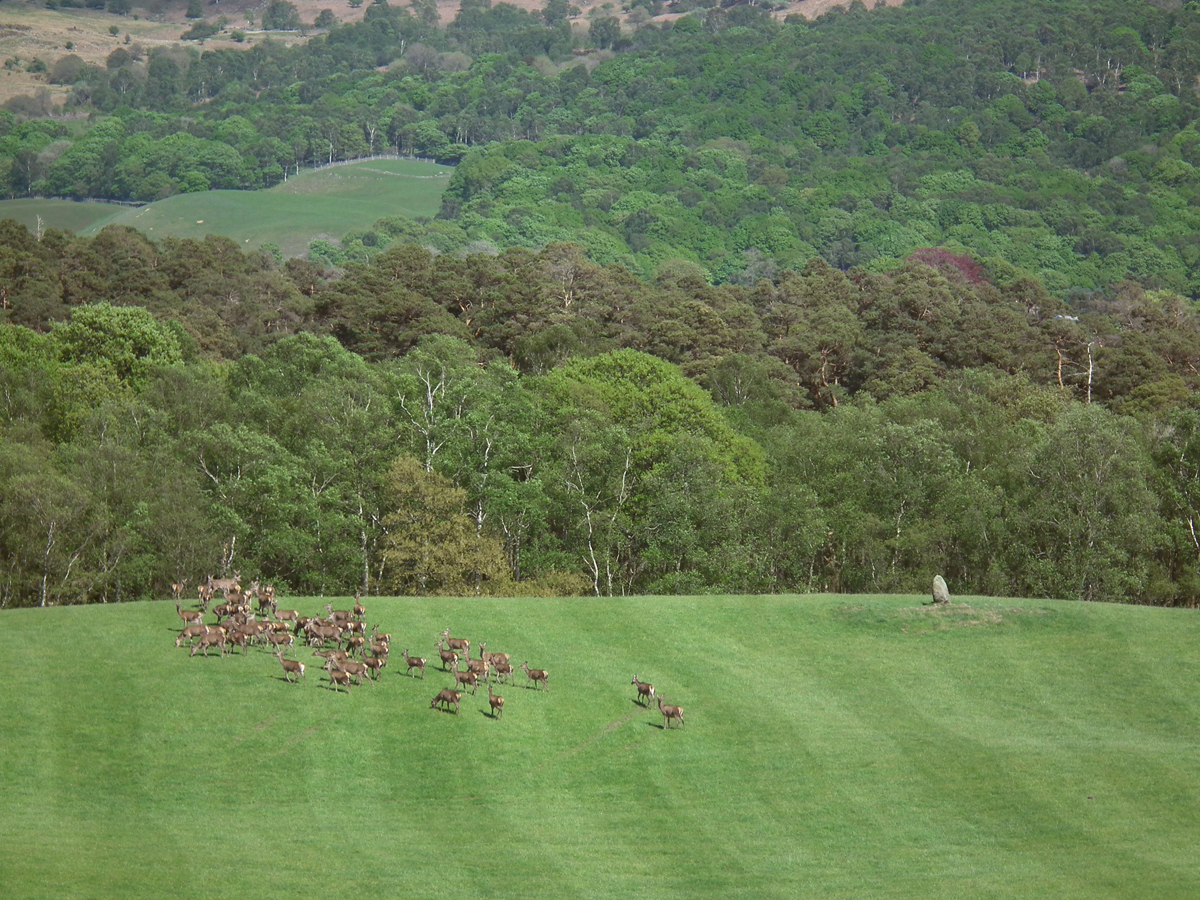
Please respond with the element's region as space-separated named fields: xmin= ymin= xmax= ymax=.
xmin=932 ymin=575 xmax=950 ymax=605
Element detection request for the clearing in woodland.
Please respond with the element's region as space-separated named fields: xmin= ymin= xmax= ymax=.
xmin=0 ymin=593 xmax=1198 ymax=899
xmin=0 ymin=158 xmax=452 ymax=255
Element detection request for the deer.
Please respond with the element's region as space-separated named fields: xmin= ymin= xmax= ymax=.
xmin=277 ymin=651 xmax=305 ymax=683
xmin=190 ymin=630 xmax=226 ymax=657
xmin=324 ymin=659 xmax=353 ymax=692
xmin=431 ymin=688 xmax=462 ymax=715
xmin=631 ymin=675 xmax=655 ymax=706
xmin=175 ymin=623 xmax=208 ymax=647
xmin=465 ymin=656 xmax=490 ymax=681
xmin=369 ymin=638 xmax=390 ymax=658
xmin=344 ymin=635 xmax=366 ymax=656
xmin=276 ymin=608 xmax=299 ymax=624
xmin=226 ymin=630 xmax=249 ymax=655
xmin=334 ymin=657 xmax=370 ymax=686
xmin=454 ymin=668 xmax=479 ymax=695
xmin=492 ymin=660 xmax=515 ymax=685
xmin=253 ymin=583 xmax=276 ymax=618
xmin=306 ymin=620 xmax=341 ymax=647
xmin=656 ymin=696 xmax=684 ymax=729
xmin=266 ymin=631 xmax=294 ymax=653
xmin=402 ymin=650 xmax=426 ymax=679
xmin=435 ymin=640 xmax=459 ymax=672
xmin=363 ymin=655 xmax=387 ymax=680
xmin=479 ymin=642 xmax=509 ymax=668
xmin=207 ymin=572 xmax=241 ymax=594
xmin=170 ymin=579 xmax=188 ymax=601
xmin=487 ymin=684 xmax=505 ymax=718
xmin=352 ymin=591 xmax=366 ymax=621
xmin=519 ymin=662 xmax=548 ymax=691
xmin=176 ymin=602 xmax=203 ymax=626
xmin=196 ymin=584 xmax=212 ymax=613
xmin=324 ymin=602 xmax=353 ymax=625
xmin=439 ymin=628 xmax=470 ymax=656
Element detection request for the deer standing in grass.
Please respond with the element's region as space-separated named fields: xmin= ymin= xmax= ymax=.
xmin=519 ymin=662 xmax=548 ymax=691
xmin=656 ymin=696 xmax=684 ymax=729
xmin=454 ymin=668 xmax=479 ymax=695
xmin=431 ymin=688 xmax=462 ymax=715
xmin=435 ymin=640 xmax=458 ymax=672
xmin=325 ymin=659 xmax=353 ymax=692
xmin=176 ymin=602 xmax=203 ymax=626
xmin=631 ymin=675 xmax=655 ymax=706
xmin=363 ymin=655 xmax=387 ymax=680
xmin=352 ymin=591 xmax=366 ymax=621
xmin=176 ymin=623 xmax=208 ymax=647
xmin=440 ymin=628 xmax=470 ymax=656
xmin=403 ymin=650 xmax=426 ymax=679
xmin=488 ymin=684 xmax=505 ymax=718
xmin=190 ymin=630 xmax=226 ymax=657
xmin=277 ymin=651 xmax=305 ymax=683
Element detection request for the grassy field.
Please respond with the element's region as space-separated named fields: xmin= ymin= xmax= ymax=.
xmin=1 ymin=594 xmax=1198 ymax=899
xmin=0 ymin=196 xmax=125 ymax=234
xmin=0 ymin=158 xmax=452 ymax=257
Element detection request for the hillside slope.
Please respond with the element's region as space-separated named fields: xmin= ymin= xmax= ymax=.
xmin=1 ymin=594 xmax=1198 ymax=899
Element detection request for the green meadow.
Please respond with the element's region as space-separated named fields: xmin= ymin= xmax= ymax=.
xmin=0 ymin=158 xmax=452 ymax=256
xmin=1 ymin=594 xmax=1198 ymax=899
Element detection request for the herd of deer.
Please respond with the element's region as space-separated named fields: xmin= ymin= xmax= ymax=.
xmin=172 ymin=577 xmax=685 ymax=728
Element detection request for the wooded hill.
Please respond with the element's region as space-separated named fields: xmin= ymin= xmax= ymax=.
xmin=3 ymin=223 xmax=1200 ymax=607
xmin=5 ymin=0 xmax=1200 ymax=291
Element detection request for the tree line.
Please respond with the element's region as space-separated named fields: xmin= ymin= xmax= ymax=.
xmin=3 ymin=222 xmax=1200 ymax=606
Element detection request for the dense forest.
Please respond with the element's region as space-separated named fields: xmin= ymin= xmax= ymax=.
xmin=4 ymin=222 xmax=1200 ymax=607
xmin=5 ymin=0 xmax=1200 ymax=606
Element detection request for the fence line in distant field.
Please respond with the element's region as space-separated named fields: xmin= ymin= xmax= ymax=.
xmin=302 ymin=154 xmax=452 ymax=176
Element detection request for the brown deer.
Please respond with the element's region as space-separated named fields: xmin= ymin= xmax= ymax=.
xmin=190 ymin=630 xmax=226 ymax=657
xmin=266 ymin=631 xmax=294 ymax=653
xmin=324 ymin=659 xmax=353 ymax=692
xmin=276 ymin=608 xmax=299 ymax=624
xmin=226 ymin=630 xmax=249 ymax=655
xmin=479 ymin=642 xmax=509 ymax=668
xmin=175 ymin=623 xmax=208 ymax=647
xmin=277 ymin=651 xmax=305 ymax=683
xmin=453 ymin=668 xmax=479 ymax=695
xmin=431 ymin=688 xmax=462 ymax=714
xmin=196 ymin=584 xmax=212 ymax=612
xmin=352 ymin=591 xmax=366 ymax=621
xmin=631 ymin=675 xmax=655 ymax=706
xmin=363 ymin=655 xmax=387 ymax=680
xmin=465 ymin=657 xmax=490 ymax=681
xmin=519 ymin=662 xmax=548 ymax=691
xmin=435 ymin=640 xmax=459 ymax=672
xmin=492 ymin=660 xmax=515 ymax=685
xmin=171 ymin=579 xmax=188 ymax=601
xmin=402 ymin=650 xmax=426 ymax=679
xmin=306 ymin=620 xmax=341 ymax=647
xmin=207 ymin=572 xmax=241 ymax=594
xmin=439 ymin=628 xmax=470 ymax=656
xmin=324 ymin=602 xmax=353 ymax=625
xmin=334 ymin=657 xmax=370 ymax=686
xmin=487 ymin=684 xmax=505 ymax=718
xmin=176 ymin=602 xmax=203 ymax=626
xmin=656 ymin=696 xmax=684 ymax=729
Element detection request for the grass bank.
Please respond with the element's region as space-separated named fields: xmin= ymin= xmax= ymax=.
xmin=0 ymin=594 xmax=1197 ymax=899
